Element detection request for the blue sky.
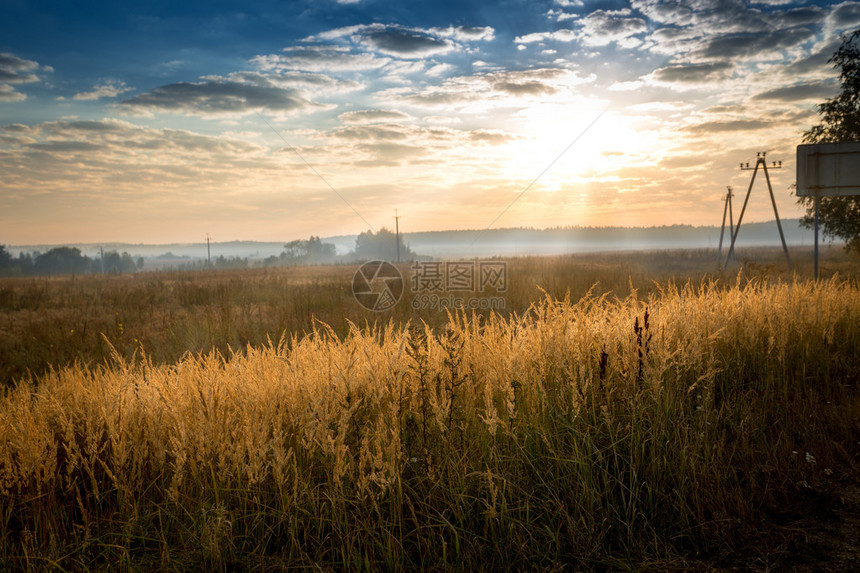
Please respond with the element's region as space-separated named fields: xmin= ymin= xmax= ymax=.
xmin=2 ymin=0 xmax=859 ymax=244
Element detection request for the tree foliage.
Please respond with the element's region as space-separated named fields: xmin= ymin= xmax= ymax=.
xmin=266 ymin=236 xmax=338 ymax=266
xmin=33 ymin=247 xmax=92 ymax=276
xmin=355 ymin=227 xmax=415 ymax=261
xmin=99 ymin=250 xmax=139 ymax=274
xmin=283 ymin=236 xmax=336 ymax=264
xmin=798 ymin=29 xmax=860 ymax=253
xmin=0 ymin=245 xmax=11 ymax=269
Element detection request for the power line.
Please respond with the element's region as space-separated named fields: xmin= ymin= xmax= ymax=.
xmin=470 ymin=110 xmax=605 ymax=248
xmin=257 ymin=111 xmax=376 ymax=232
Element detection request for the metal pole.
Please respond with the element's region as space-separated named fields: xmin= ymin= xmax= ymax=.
xmin=762 ymin=159 xmax=791 ymax=267
xmin=814 ymin=192 xmax=819 ymax=280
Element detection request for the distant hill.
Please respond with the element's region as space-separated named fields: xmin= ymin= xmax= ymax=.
xmin=391 ymin=219 xmax=818 ymax=258
xmin=7 ymin=219 xmax=825 ymax=262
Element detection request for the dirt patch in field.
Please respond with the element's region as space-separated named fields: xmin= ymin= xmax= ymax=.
xmin=765 ymin=480 xmax=860 ymax=572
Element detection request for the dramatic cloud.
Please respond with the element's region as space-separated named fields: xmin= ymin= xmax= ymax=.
xmin=382 ymin=68 xmax=595 ymax=110
xmin=782 ymin=42 xmax=841 ymax=76
xmin=307 ymin=23 xmax=492 ymax=59
xmin=578 ymin=9 xmax=648 ymax=48
xmin=633 ymin=0 xmax=827 ymax=61
xmin=773 ymin=6 xmax=826 ymax=28
xmin=647 ymin=62 xmax=734 ymax=85
xmin=119 ymin=80 xmax=324 ymax=117
xmin=644 ymin=25 xmax=702 ymax=56
xmin=524 ymin=9 xmax=646 ymax=48
xmin=366 ymin=30 xmax=452 ymax=57
xmin=252 ymin=46 xmax=387 ymax=73
xmin=631 ymin=0 xmax=769 ymax=33
xmin=690 ymin=28 xmax=815 ymax=61
xmin=825 ymin=1 xmax=860 ymax=33
xmin=752 ymin=81 xmax=837 ymax=102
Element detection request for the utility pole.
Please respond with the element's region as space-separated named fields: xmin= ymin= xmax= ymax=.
xmin=814 ymin=191 xmax=820 ymax=280
xmin=100 ymin=246 xmax=105 ymax=275
xmin=394 ymin=210 xmax=401 ymax=263
xmin=717 ymin=186 xmax=734 ymax=266
xmin=206 ymin=233 xmax=211 ymax=269
xmin=723 ymin=152 xmax=791 ymax=271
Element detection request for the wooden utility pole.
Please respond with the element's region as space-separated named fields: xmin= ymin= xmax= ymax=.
xmin=717 ymin=186 xmax=734 ymax=266
xmin=394 ymin=210 xmax=401 ymax=263
xmin=206 ymin=233 xmax=211 ymax=269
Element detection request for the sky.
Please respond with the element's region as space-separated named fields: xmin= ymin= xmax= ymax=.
xmin=1 ymin=0 xmax=859 ymax=245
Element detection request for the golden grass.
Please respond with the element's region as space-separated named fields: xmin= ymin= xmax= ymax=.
xmin=3 ymin=246 xmax=855 ymax=387
xmin=1 ymin=271 xmax=858 ymax=569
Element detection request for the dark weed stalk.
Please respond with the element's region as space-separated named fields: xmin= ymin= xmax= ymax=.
xmin=634 ymin=307 xmax=652 ymax=386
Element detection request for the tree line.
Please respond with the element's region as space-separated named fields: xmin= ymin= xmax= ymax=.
xmin=261 ymin=229 xmax=416 ymax=267
xmin=0 ymin=246 xmax=142 ymax=277
xmin=0 ymin=228 xmax=417 ymax=277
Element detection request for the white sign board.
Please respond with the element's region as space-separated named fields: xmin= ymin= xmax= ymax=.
xmin=796 ymin=141 xmax=860 ymax=196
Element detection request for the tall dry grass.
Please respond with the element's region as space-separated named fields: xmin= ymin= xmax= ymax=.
xmin=3 ymin=246 xmax=854 ymax=387
xmin=1 ymin=275 xmax=858 ymax=570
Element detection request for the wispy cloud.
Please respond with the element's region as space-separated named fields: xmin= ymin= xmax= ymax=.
xmin=252 ymin=46 xmax=388 ymax=73
xmin=73 ymin=80 xmax=133 ymax=101
xmin=308 ymin=23 xmax=494 ymax=58
xmin=338 ymin=109 xmax=413 ymax=124
xmin=119 ymin=79 xmax=329 ymax=118
xmin=0 ymin=52 xmax=47 ymax=102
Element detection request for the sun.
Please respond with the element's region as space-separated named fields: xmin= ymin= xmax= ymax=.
xmin=490 ymin=105 xmax=654 ymax=192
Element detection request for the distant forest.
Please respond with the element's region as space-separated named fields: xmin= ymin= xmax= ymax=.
xmin=0 ymin=228 xmax=414 ymax=277
xmin=1 ymin=219 xmax=821 ymax=277
xmin=0 ymin=245 xmax=142 ymax=277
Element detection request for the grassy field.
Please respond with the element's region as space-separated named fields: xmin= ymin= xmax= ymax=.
xmin=1 ymin=245 xmax=854 ymax=387
xmin=0 ymin=246 xmax=858 ymax=570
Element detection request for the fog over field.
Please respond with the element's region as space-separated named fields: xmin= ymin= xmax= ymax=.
xmin=6 ymin=218 xmax=821 ymax=262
